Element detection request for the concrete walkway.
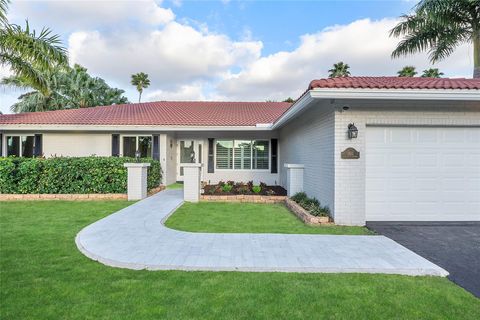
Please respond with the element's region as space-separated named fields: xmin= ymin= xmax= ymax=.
xmin=76 ymin=190 xmax=448 ymax=276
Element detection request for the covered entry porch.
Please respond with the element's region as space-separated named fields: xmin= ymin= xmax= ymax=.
xmin=158 ymin=131 xmax=280 ymax=187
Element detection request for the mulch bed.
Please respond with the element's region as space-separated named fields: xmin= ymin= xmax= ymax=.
xmin=203 ymin=184 xmax=287 ymax=196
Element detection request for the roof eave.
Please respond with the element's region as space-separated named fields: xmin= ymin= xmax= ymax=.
xmin=0 ymin=124 xmax=273 ymax=132
xmin=309 ymin=88 xmax=480 ymax=101
xmin=272 ymin=88 xmax=480 ymax=129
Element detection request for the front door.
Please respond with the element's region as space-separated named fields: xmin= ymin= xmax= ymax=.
xmin=177 ymin=139 xmax=203 ymax=181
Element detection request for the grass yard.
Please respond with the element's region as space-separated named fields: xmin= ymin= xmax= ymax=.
xmin=166 ymin=182 xmax=184 ymax=189
xmin=1 ymin=201 xmax=479 ymax=319
xmin=165 ymin=202 xmax=373 ymax=235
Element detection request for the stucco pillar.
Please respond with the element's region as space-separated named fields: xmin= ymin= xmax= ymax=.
xmin=183 ymin=163 xmax=202 ymax=202
xmin=124 ymin=163 xmax=150 ymax=200
xmin=284 ymin=164 xmax=304 ymax=197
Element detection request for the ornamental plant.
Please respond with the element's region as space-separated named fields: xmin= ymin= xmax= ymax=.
xmin=0 ymin=156 xmax=161 ymax=194
xmin=252 ymin=185 xmax=261 ymax=194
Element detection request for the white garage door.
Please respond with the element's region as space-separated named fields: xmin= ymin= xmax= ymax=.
xmin=366 ymin=126 xmax=480 ymax=221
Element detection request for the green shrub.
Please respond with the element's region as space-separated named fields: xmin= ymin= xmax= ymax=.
xmin=291 ymin=192 xmax=307 ymax=203
xmin=290 ymin=192 xmax=330 ymax=217
xmin=252 ymin=185 xmax=261 ymax=194
xmin=0 ymin=156 xmax=161 ymax=194
xmin=221 ymin=184 xmax=233 ymax=193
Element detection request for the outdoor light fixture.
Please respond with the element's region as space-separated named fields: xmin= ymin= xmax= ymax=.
xmin=135 ymin=149 xmax=141 ymax=162
xmin=348 ymin=123 xmax=358 ymax=139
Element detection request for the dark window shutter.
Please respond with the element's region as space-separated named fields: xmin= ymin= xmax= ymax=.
xmin=271 ymin=139 xmax=278 ymax=173
xmin=152 ymin=134 xmax=160 ymax=160
xmin=34 ymin=134 xmax=43 ymax=157
xmin=112 ymin=134 xmax=120 ymax=157
xmin=208 ymin=138 xmax=214 ymax=173
xmin=0 ymin=133 xmax=3 ymax=157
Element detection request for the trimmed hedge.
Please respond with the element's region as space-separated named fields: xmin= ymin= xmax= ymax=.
xmin=0 ymin=157 xmax=161 ymax=194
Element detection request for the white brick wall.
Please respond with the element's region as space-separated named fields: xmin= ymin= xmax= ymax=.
xmin=43 ymin=133 xmax=111 ymax=157
xmin=124 ymin=163 xmax=150 ymax=200
xmin=284 ymin=164 xmax=304 ymax=196
xmin=279 ymin=101 xmax=335 ymax=213
xmin=333 ymin=101 xmax=480 ymax=225
xmin=183 ymin=164 xmax=202 ymax=202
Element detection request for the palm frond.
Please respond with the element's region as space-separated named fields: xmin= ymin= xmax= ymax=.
xmin=0 ymin=0 xmax=9 ymax=26
xmin=0 ymin=22 xmax=68 ymax=71
xmin=390 ymin=0 xmax=477 ymax=65
xmin=0 ymin=52 xmax=50 ymax=94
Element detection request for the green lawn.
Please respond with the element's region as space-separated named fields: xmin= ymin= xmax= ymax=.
xmin=165 ymin=202 xmax=373 ymax=235
xmin=167 ymin=182 xmax=184 ymax=189
xmin=1 ymin=201 xmax=479 ymax=319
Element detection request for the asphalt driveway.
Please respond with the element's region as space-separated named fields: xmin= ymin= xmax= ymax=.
xmin=367 ymin=222 xmax=480 ymax=298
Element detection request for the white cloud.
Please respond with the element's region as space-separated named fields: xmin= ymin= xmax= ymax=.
xmin=8 ymin=0 xmax=174 ymax=31
xmin=68 ymin=21 xmax=262 ymax=90
xmin=217 ymin=18 xmax=473 ymax=101
xmin=146 ymin=84 xmax=206 ymax=101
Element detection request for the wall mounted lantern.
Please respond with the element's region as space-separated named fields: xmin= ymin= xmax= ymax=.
xmin=348 ymin=123 xmax=358 ymax=139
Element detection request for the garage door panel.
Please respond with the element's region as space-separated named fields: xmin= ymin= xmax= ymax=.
xmin=366 ymin=127 xmax=480 ymax=221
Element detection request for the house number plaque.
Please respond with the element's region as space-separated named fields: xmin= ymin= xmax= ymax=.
xmin=341 ymin=147 xmax=360 ymax=159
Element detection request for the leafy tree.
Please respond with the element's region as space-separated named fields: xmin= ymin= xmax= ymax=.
xmin=3 ymin=64 xmax=129 ymax=113
xmin=328 ymin=62 xmax=351 ymax=78
xmin=421 ymin=68 xmax=444 ymax=78
xmin=0 ymin=1 xmax=68 ymax=96
xmin=131 ymin=72 xmax=150 ymax=103
xmin=390 ymin=0 xmax=480 ymax=78
xmin=397 ymin=66 xmax=417 ymax=77
xmin=283 ymin=97 xmax=295 ymax=103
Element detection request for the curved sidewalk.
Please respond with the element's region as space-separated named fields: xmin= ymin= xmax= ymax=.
xmin=76 ymin=190 xmax=448 ymax=276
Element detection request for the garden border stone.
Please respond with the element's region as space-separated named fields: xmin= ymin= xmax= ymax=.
xmin=285 ymin=198 xmax=332 ymax=225
xmin=200 ymin=194 xmax=286 ymax=203
xmin=0 ymin=186 xmax=165 ymax=201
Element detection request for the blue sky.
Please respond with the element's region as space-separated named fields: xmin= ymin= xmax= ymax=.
xmin=0 ymin=0 xmax=473 ymax=114
xmin=171 ymin=0 xmax=412 ymax=54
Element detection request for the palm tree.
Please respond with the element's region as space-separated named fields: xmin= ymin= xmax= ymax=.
xmin=0 ymin=0 xmax=9 ymax=26
xmin=131 ymin=72 xmax=150 ymax=103
xmin=397 ymin=66 xmax=417 ymax=77
xmin=3 ymin=64 xmax=129 ymax=113
xmin=421 ymin=68 xmax=444 ymax=78
xmin=0 ymin=1 xmax=68 ymax=96
xmin=390 ymin=0 xmax=480 ymax=78
xmin=328 ymin=62 xmax=351 ymax=78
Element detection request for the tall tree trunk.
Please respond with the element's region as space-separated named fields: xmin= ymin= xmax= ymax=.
xmin=138 ymin=90 xmax=142 ymax=103
xmin=474 ymin=31 xmax=480 ymax=79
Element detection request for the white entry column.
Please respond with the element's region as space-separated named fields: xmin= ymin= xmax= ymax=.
xmin=284 ymin=164 xmax=304 ymax=197
xmin=124 ymin=163 xmax=150 ymax=200
xmin=183 ymin=163 xmax=202 ymax=202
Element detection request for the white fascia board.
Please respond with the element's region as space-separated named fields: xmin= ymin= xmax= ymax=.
xmin=310 ymin=88 xmax=480 ymax=101
xmin=271 ymin=93 xmax=314 ymax=129
xmin=0 ymin=124 xmax=272 ymax=132
xmin=272 ymin=88 xmax=480 ymax=129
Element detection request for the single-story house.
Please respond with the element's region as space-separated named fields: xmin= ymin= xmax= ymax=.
xmin=1 ymin=76 xmax=479 ymax=225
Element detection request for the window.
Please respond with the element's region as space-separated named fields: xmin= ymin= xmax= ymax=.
xmin=138 ymin=136 xmax=152 ymax=158
xmin=216 ymin=139 xmax=269 ymax=170
xmin=216 ymin=140 xmax=233 ymax=169
xmin=7 ymin=136 xmax=20 ymax=157
xmin=122 ymin=136 xmax=152 ymax=158
xmin=6 ymin=135 xmax=35 ymax=157
xmin=253 ymin=140 xmax=269 ymax=169
xmin=234 ymin=140 xmax=251 ymax=169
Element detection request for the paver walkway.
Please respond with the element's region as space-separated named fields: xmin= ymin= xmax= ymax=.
xmin=76 ymin=190 xmax=448 ymax=276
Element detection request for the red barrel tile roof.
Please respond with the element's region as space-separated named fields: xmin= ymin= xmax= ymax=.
xmin=1 ymin=77 xmax=479 ymax=126
xmin=0 ymin=101 xmax=292 ymax=126
xmin=309 ymin=77 xmax=480 ymax=90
